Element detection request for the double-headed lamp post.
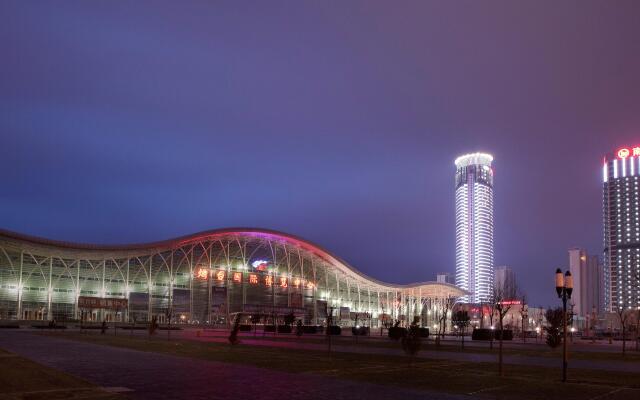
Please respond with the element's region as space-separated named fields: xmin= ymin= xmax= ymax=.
xmin=555 ymin=268 xmax=573 ymax=383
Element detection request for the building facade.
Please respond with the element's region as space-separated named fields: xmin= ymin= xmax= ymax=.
xmin=568 ymin=248 xmax=603 ymax=316
xmin=0 ymin=228 xmax=465 ymax=326
xmin=436 ymin=272 xmax=455 ymax=285
xmin=603 ymin=147 xmax=640 ymax=312
xmin=455 ymin=152 xmax=495 ymax=303
xmin=494 ymin=266 xmax=516 ymax=299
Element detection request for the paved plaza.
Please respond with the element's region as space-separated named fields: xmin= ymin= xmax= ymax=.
xmin=0 ymin=331 xmax=469 ymax=400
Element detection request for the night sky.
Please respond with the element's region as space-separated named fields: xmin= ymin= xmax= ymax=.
xmin=2 ymin=1 xmax=640 ymax=305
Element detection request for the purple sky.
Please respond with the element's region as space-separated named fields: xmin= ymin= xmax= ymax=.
xmin=1 ymin=1 xmax=639 ymax=305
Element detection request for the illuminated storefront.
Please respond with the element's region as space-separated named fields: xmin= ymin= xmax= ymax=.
xmin=0 ymin=228 xmax=465 ymax=325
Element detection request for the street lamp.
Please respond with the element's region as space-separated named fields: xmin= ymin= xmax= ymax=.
xmin=555 ymin=268 xmax=573 ymax=383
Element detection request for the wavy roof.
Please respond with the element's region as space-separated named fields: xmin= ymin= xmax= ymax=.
xmin=0 ymin=227 xmax=466 ymax=296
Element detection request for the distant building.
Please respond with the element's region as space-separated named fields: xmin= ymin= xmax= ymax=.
xmin=568 ymin=248 xmax=604 ymax=316
xmin=603 ymin=147 xmax=640 ymax=311
xmin=436 ymin=273 xmax=456 ymax=285
xmin=494 ymin=266 xmax=516 ymax=299
xmin=455 ymin=152 xmax=494 ymax=303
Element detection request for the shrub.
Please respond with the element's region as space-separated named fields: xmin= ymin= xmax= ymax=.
xmin=402 ymin=321 xmax=422 ymax=361
xmin=352 ymin=326 xmax=370 ymax=336
xmin=388 ymin=326 xmax=407 ymax=340
xmin=283 ymin=312 xmax=296 ymax=326
xmin=472 ymin=328 xmax=494 ymax=341
xmin=277 ymin=325 xmax=292 ymax=333
xmin=494 ymin=329 xmax=513 ymax=341
xmin=418 ymin=327 xmax=429 ymax=338
xmin=302 ymin=325 xmax=320 ymax=334
xmin=326 ymin=325 xmax=342 ymax=335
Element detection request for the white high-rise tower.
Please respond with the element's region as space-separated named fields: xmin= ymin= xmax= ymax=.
xmin=455 ymin=153 xmax=494 ymax=303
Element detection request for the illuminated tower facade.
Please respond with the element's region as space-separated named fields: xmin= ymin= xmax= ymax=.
xmin=603 ymin=146 xmax=640 ymax=312
xmin=455 ymin=153 xmax=494 ymax=303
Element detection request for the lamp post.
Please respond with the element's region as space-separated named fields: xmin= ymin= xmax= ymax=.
xmin=555 ymin=268 xmax=573 ymax=383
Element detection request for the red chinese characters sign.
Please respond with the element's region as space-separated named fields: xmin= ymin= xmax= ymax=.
xmin=215 ymin=270 xmax=226 ymax=281
xmin=194 ymin=268 xmax=314 ymax=290
xmin=196 ymin=268 xmax=209 ymax=279
xmin=617 ymin=146 xmax=640 ymax=159
xmin=78 ymin=296 xmax=128 ymax=310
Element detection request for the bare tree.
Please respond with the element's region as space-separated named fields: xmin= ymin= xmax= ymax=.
xmin=478 ymin=300 xmax=486 ymax=329
xmin=518 ymin=293 xmax=528 ymax=343
xmin=165 ymin=305 xmax=173 ymax=341
xmin=452 ymin=310 xmax=470 ymax=349
xmin=435 ymin=296 xmax=456 ymax=347
xmin=616 ymin=306 xmax=633 ymax=356
xmin=492 ymin=285 xmax=516 ymax=376
xmin=325 ymin=303 xmax=336 ymax=354
xmin=487 ymin=291 xmax=498 ymax=350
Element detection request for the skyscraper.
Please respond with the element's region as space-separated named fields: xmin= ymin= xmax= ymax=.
xmin=568 ymin=248 xmax=604 ymax=316
xmin=455 ymin=152 xmax=494 ymax=303
xmin=603 ymin=147 xmax=640 ymax=311
xmin=494 ymin=266 xmax=516 ymax=299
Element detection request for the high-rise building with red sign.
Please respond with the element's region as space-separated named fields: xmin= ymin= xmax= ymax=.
xmin=603 ymin=147 xmax=640 ymax=312
xmin=455 ymin=152 xmax=494 ymax=303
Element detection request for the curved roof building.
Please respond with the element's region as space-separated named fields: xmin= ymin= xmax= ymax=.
xmin=0 ymin=228 xmax=464 ymax=325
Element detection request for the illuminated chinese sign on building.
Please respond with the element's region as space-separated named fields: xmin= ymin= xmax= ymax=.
xmin=194 ymin=268 xmax=315 ymax=290
xmin=617 ymin=146 xmax=640 ymax=159
xmin=215 ymin=270 xmax=226 ymax=281
xmin=196 ymin=268 xmax=208 ymax=279
xmin=499 ymin=299 xmax=522 ymax=306
xmin=78 ymin=296 xmax=128 ymax=310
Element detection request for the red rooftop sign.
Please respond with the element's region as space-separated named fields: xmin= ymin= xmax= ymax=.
xmin=617 ymin=147 xmax=640 ymax=159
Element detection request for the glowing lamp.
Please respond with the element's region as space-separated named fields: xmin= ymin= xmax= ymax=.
xmin=564 ymin=271 xmax=573 ymax=298
xmin=555 ymin=268 xmax=564 ymax=297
